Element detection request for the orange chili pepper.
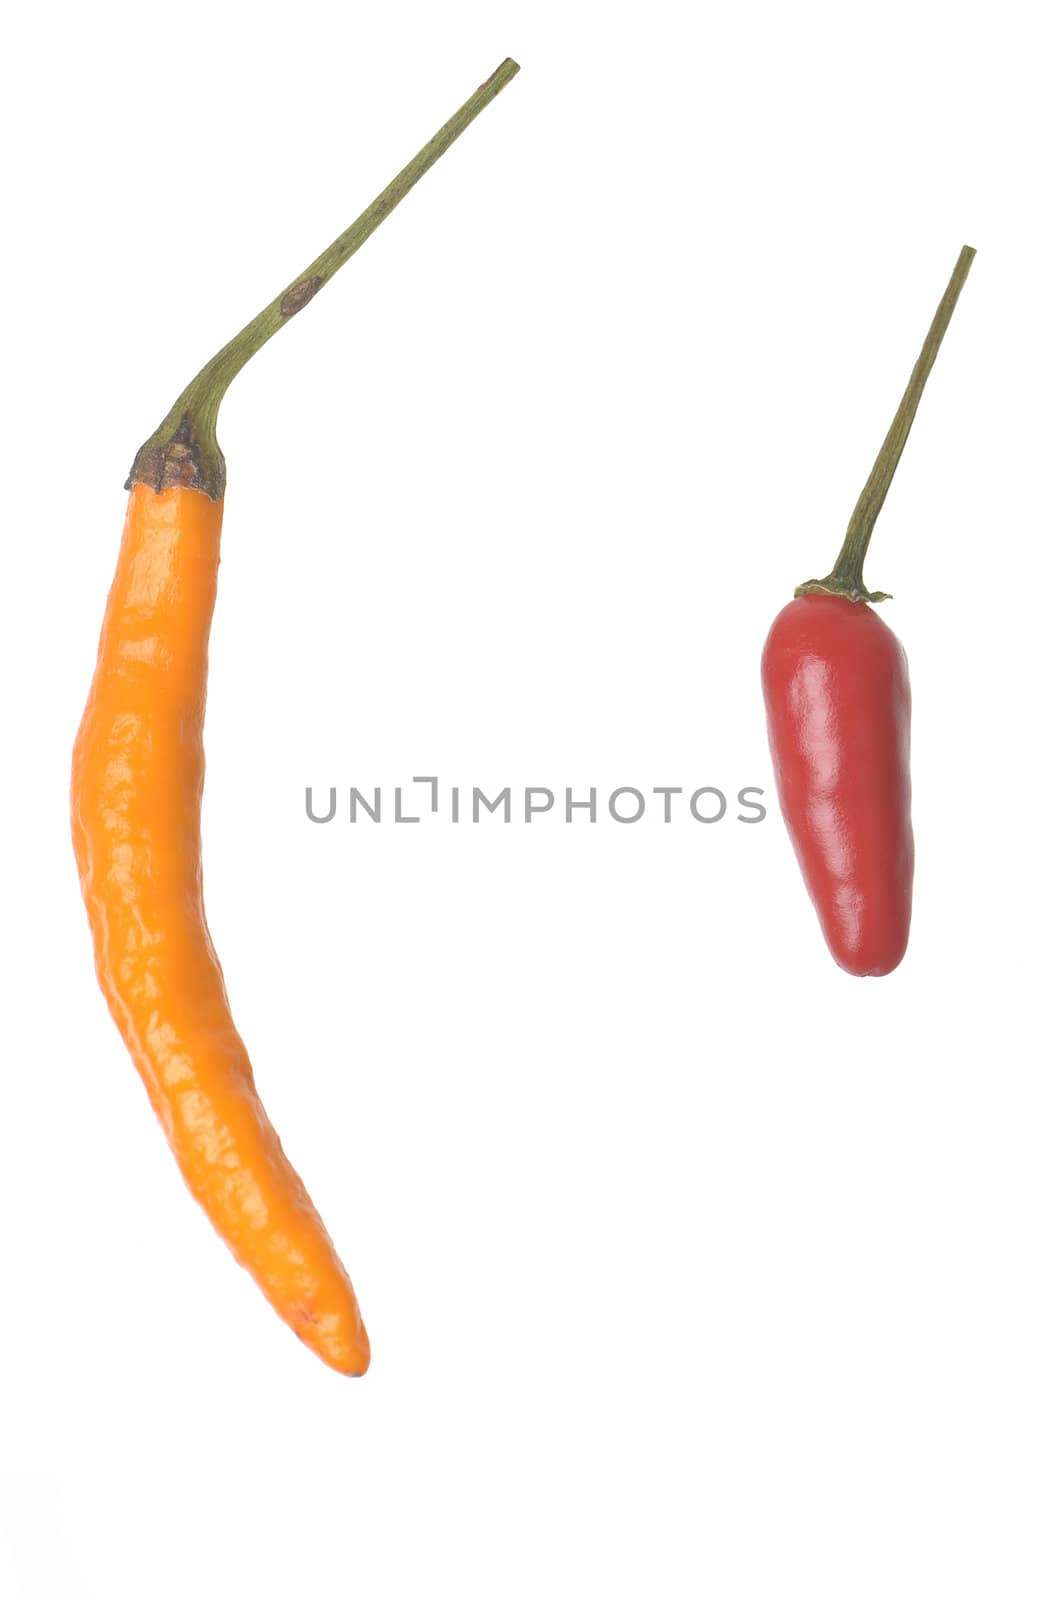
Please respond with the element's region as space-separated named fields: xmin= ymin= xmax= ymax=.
xmin=71 ymin=59 xmax=519 ymax=1375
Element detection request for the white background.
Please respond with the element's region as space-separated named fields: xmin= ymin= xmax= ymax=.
xmin=2 ymin=2 xmax=1061 ymax=1595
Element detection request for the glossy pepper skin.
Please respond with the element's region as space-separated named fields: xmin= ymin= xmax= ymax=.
xmin=69 ymin=60 xmax=520 ymax=1374
xmin=72 ymin=483 xmax=371 ymax=1375
xmin=760 ymin=245 xmax=973 ymax=976
xmin=762 ymin=593 xmax=913 ymax=977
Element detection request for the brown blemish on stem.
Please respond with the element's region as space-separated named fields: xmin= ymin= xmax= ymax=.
xmin=279 ymin=276 xmax=325 ymax=318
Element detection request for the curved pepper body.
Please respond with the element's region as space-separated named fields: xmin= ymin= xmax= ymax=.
xmin=71 ymin=483 xmax=370 ymax=1375
xmin=761 ymin=593 xmax=913 ymax=977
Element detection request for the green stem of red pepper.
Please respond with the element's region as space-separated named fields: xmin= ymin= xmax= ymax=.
xmin=796 ymin=244 xmax=976 ymax=604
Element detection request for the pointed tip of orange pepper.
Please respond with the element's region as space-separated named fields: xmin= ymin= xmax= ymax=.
xmin=317 ymin=1326 xmax=372 ymax=1378
xmin=288 ymin=1292 xmax=372 ymax=1376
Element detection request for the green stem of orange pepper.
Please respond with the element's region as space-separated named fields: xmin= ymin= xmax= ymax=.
xmin=128 ymin=56 xmax=520 ymax=500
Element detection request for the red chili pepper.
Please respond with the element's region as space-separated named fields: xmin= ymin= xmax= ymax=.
xmin=762 ymin=246 xmax=975 ymax=976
